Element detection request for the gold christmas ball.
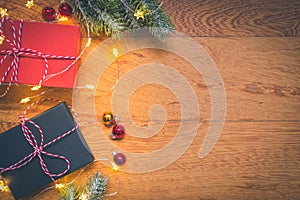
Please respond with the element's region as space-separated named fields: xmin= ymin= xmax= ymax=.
xmin=102 ymin=112 xmax=114 ymax=126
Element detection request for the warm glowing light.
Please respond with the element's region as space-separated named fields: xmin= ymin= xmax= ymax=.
xmin=31 ymin=85 xmax=41 ymax=91
xmin=85 ymin=84 xmax=95 ymax=89
xmin=55 ymin=183 xmax=65 ymax=189
xmin=57 ymin=16 xmax=69 ymax=22
xmin=0 ymin=35 xmax=4 ymax=44
xmin=0 ymin=7 xmax=8 ymax=17
xmin=0 ymin=180 xmax=9 ymax=192
xmin=25 ymin=0 xmax=34 ymax=9
xmin=20 ymin=97 xmax=30 ymax=104
xmin=134 ymin=6 xmax=146 ymax=20
xmin=79 ymin=193 xmax=89 ymax=200
xmin=86 ymin=38 xmax=92 ymax=47
xmin=113 ymin=48 xmax=119 ymax=57
xmin=111 ymin=163 xmax=120 ymax=172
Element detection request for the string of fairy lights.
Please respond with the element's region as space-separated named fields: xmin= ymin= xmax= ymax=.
xmin=0 ymin=0 xmax=163 ymax=22
xmin=0 ymin=0 xmax=92 ymax=102
xmin=0 ymin=1 xmax=126 ymax=199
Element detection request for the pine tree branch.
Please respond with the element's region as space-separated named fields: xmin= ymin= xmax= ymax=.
xmin=70 ymin=0 xmax=174 ymax=40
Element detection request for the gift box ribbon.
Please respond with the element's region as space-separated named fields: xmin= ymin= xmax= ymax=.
xmin=0 ymin=18 xmax=77 ymax=97
xmin=0 ymin=99 xmax=80 ymax=181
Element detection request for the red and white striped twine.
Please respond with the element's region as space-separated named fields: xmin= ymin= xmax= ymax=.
xmin=0 ymin=99 xmax=80 ymax=181
xmin=0 ymin=18 xmax=77 ymax=97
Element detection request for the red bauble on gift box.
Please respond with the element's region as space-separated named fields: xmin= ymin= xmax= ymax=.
xmin=0 ymin=18 xmax=81 ymax=88
xmin=42 ymin=6 xmax=57 ymax=21
xmin=59 ymin=3 xmax=72 ymax=17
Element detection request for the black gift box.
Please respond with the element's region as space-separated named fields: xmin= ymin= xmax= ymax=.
xmin=0 ymin=102 xmax=94 ymax=199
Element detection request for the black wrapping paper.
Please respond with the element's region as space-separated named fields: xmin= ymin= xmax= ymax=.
xmin=0 ymin=102 xmax=94 ymax=199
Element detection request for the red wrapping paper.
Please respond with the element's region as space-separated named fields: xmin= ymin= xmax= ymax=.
xmin=0 ymin=19 xmax=81 ymax=88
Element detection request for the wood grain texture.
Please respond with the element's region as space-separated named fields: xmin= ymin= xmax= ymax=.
xmin=164 ymin=0 xmax=300 ymax=37
xmin=0 ymin=0 xmax=300 ymax=200
xmin=1 ymin=0 xmax=299 ymax=37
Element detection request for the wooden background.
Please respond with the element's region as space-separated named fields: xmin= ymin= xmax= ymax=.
xmin=0 ymin=0 xmax=300 ymax=199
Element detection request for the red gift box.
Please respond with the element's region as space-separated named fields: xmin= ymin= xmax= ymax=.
xmin=0 ymin=18 xmax=81 ymax=88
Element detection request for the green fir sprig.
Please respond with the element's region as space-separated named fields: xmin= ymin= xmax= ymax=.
xmin=71 ymin=0 xmax=174 ymax=40
xmin=85 ymin=172 xmax=109 ymax=200
xmin=58 ymin=172 xmax=109 ymax=200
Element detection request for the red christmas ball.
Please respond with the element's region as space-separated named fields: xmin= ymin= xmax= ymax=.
xmin=42 ymin=6 xmax=57 ymax=21
xmin=59 ymin=3 xmax=72 ymax=16
xmin=113 ymin=152 xmax=127 ymax=166
xmin=110 ymin=124 xmax=125 ymax=140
